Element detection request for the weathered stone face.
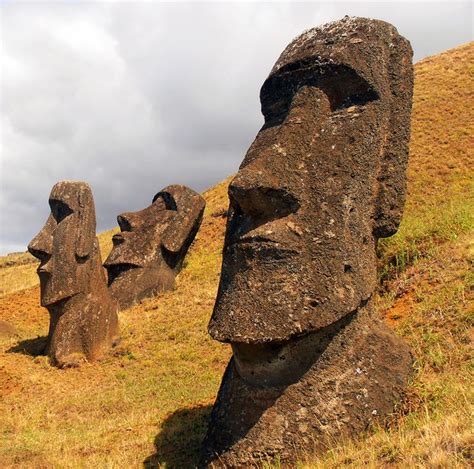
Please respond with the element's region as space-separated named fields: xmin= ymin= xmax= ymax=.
xmin=202 ymin=17 xmax=414 ymax=467
xmin=209 ymin=16 xmax=413 ymax=344
xmin=28 ymin=181 xmax=119 ymax=367
xmin=104 ymin=185 xmax=205 ymax=310
xmin=29 ymin=182 xmax=97 ymax=307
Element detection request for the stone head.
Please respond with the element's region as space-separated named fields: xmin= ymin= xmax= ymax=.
xmin=104 ymin=184 xmax=205 ymax=308
xmin=208 ymin=17 xmax=414 ymax=344
xmin=28 ymin=181 xmax=97 ymax=307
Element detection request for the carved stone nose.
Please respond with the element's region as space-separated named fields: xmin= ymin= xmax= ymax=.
xmin=28 ymin=218 xmax=54 ymax=262
xmin=229 ymin=169 xmax=300 ymax=219
xmin=28 ymin=244 xmax=52 ymax=263
xmin=117 ymin=212 xmax=140 ymax=232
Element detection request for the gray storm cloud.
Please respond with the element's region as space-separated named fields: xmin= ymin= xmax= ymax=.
xmin=1 ymin=1 xmax=472 ymax=254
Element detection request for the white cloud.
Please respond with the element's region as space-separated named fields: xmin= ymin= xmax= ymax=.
xmin=0 ymin=1 xmax=472 ymax=254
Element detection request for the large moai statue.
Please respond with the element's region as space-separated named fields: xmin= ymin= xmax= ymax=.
xmin=28 ymin=181 xmax=119 ymax=368
xmin=104 ymin=185 xmax=205 ymax=310
xmin=201 ymin=17 xmax=414 ymax=467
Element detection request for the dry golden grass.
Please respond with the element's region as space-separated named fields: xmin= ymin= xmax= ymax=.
xmin=0 ymin=262 xmax=38 ymax=298
xmin=0 ymin=43 xmax=473 ymax=468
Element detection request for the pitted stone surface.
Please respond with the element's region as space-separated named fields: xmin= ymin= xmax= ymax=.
xmin=104 ymin=185 xmax=205 ymax=310
xmin=202 ymin=17 xmax=414 ymax=467
xmin=28 ymin=181 xmax=119 ymax=368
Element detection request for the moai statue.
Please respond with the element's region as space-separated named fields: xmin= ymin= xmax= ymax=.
xmin=104 ymin=185 xmax=206 ymax=310
xmin=201 ymin=17 xmax=414 ymax=467
xmin=28 ymin=181 xmax=119 ymax=368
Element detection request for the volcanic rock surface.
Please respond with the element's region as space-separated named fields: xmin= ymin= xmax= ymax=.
xmin=104 ymin=185 xmax=206 ymax=310
xmin=28 ymin=181 xmax=119 ymax=367
xmin=202 ymin=16 xmax=414 ymax=467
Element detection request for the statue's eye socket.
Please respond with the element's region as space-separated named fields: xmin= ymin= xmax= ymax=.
xmin=50 ymin=200 xmax=73 ymax=223
xmin=152 ymin=191 xmax=178 ymax=211
xmin=260 ymin=61 xmax=379 ymax=128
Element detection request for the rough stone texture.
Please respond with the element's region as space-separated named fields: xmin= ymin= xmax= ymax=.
xmin=202 ymin=17 xmax=414 ymax=467
xmin=28 ymin=181 xmax=119 ymax=368
xmin=104 ymin=185 xmax=205 ymax=310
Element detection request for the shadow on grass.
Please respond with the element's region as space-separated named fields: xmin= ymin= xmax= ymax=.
xmin=7 ymin=336 xmax=47 ymax=356
xmin=144 ymin=404 xmax=212 ymax=469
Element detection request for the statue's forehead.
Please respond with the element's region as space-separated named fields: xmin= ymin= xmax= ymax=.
xmin=272 ymin=17 xmax=396 ymax=71
xmin=136 ymin=201 xmax=169 ymax=221
xmin=121 ymin=196 xmax=177 ymax=228
xmin=157 ymin=185 xmax=203 ymax=211
xmin=268 ymin=17 xmax=403 ymax=100
xmin=48 ymin=182 xmax=89 ymax=209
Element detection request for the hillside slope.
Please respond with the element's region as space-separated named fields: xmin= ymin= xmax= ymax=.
xmin=0 ymin=42 xmax=473 ymax=468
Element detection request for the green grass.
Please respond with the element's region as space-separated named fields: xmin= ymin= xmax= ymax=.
xmin=378 ymin=183 xmax=474 ymax=282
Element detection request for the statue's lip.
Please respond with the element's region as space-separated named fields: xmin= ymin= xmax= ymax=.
xmin=228 ymin=235 xmax=297 ymax=255
xmin=37 ymin=260 xmax=52 ymax=274
xmin=104 ymin=260 xmax=141 ymax=269
xmin=230 ymin=235 xmax=281 ymax=247
xmin=105 ymin=262 xmax=142 ymax=284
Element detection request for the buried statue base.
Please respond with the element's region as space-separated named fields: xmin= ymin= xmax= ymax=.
xmin=201 ymin=302 xmax=412 ymax=467
xmin=42 ymin=242 xmax=120 ymax=368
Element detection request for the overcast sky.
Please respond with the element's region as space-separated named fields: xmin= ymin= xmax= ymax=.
xmin=1 ymin=1 xmax=472 ymax=254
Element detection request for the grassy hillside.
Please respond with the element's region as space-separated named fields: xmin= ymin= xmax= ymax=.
xmin=0 ymin=42 xmax=473 ymax=468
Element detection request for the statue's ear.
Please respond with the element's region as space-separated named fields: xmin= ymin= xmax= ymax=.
xmin=373 ymin=34 xmax=413 ymax=238
xmin=161 ymin=191 xmax=206 ymax=255
xmin=161 ymin=201 xmax=205 ymax=254
xmin=75 ymin=186 xmax=96 ymax=258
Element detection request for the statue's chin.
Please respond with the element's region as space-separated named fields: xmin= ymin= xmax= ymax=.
xmin=40 ymin=284 xmax=78 ymax=308
xmin=231 ymin=311 xmax=354 ymax=387
xmin=105 ymin=263 xmax=141 ymax=285
xmin=107 ymin=263 xmax=175 ymax=310
xmin=232 ymin=343 xmax=299 ymax=388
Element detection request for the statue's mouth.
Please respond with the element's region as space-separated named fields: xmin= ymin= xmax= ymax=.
xmin=235 ymin=235 xmax=278 ymax=245
xmin=105 ymin=232 xmax=144 ymax=283
xmin=228 ymin=234 xmax=298 ymax=260
xmin=37 ymin=265 xmax=51 ymax=275
xmin=105 ymin=263 xmax=141 ymax=284
xmin=231 ymin=335 xmax=320 ymax=388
